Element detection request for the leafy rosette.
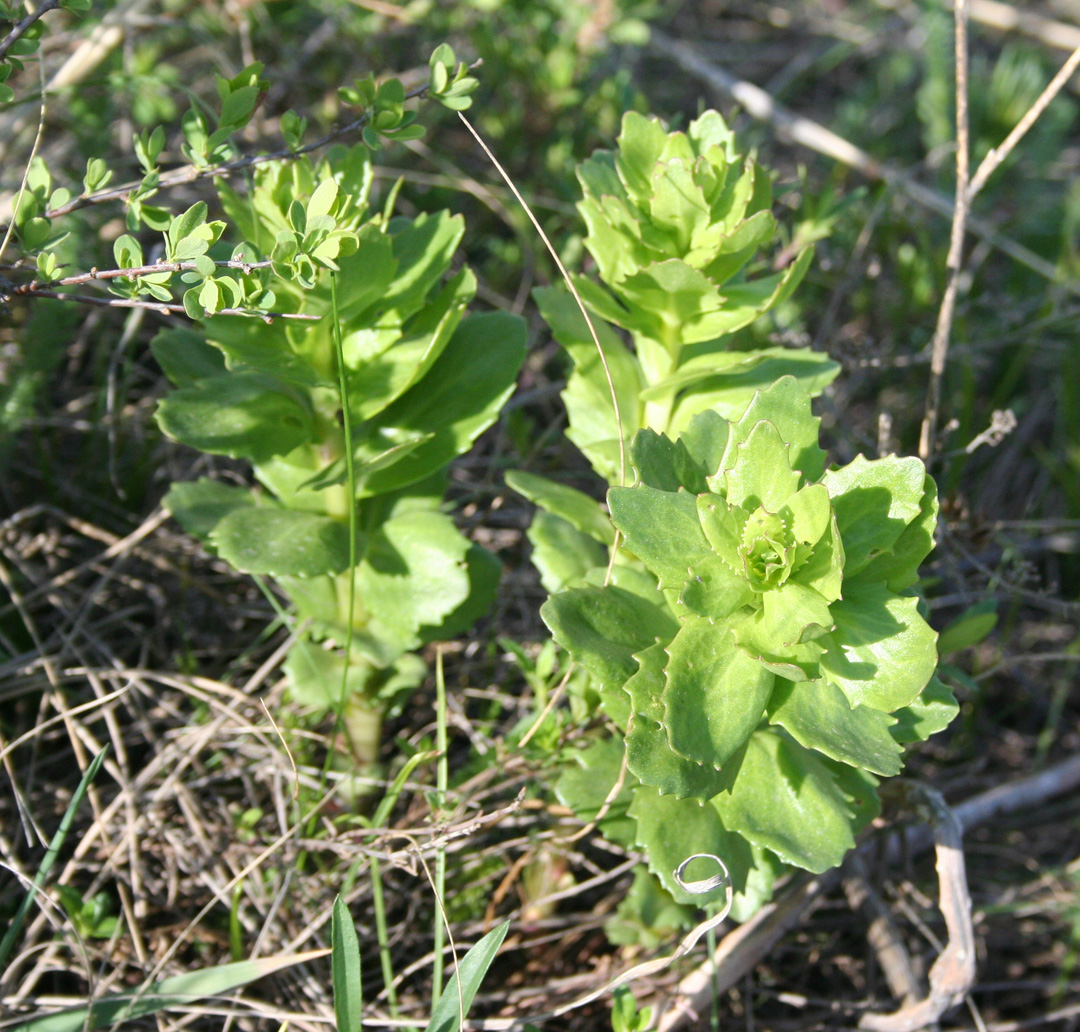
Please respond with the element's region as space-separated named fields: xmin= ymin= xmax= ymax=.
xmin=545 ymin=377 xmax=956 ymax=911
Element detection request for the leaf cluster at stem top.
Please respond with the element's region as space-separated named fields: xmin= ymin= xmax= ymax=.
xmin=545 ymin=377 xmax=955 ymax=911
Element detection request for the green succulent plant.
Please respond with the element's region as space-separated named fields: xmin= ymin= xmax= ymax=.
xmin=547 ymin=377 xmax=956 ymax=916
xmin=156 ymin=144 xmax=526 ymax=774
xmin=512 ymin=109 xmax=839 ymax=599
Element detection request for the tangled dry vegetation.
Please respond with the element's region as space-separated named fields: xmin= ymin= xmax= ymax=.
xmin=2 ymin=2 xmax=1080 ymax=1030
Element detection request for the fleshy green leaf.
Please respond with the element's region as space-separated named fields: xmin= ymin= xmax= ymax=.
xmin=346 ymin=267 xmax=475 ymax=420
xmin=678 ymin=552 xmax=756 ymax=620
xmin=541 ymin=585 xmax=678 ymax=693
xmin=730 ymin=604 xmax=825 ymax=682
xmin=627 ymin=787 xmax=750 ymax=906
xmin=757 ymin=582 xmax=834 ymax=649
xmin=820 ymin=582 xmax=938 ymax=712
xmin=284 ymin=642 xmax=425 ymax=713
xmin=423 ymin=543 xmax=503 ymax=643
xmin=211 ymin=508 xmax=351 ymax=577
xmin=721 ymin=419 xmax=801 ymax=513
xmin=663 ymin=615 xmax=774 ymax=769
xmin=380 ymin=211 xmax=466 ymax=319
xmin=783 ymin=484 xmax=833 ymax=558
xmin=625 ymin=643 xmax=734 ymax=800
xmin=150 ymin=328 xmax=226 ymax=387
xmin=767 ymin=679 xmax=904 ymax=776
xmin=680 ymin=410 xmax=729 ymax=478
xmin=667 ymin=350 xmax=840 ymax=437
xmin=822 ymin=455 xmax=927 ymax=578
xmin=354 ymin=510 xmax=472 ymax=657
xmin=355 ymin=312 xmax=526 ymax=497
xmin=605 ymin=868 xmax=695 ymax=947
xmin=506 ymin=470 xmax=614 ymax=545
xmin=526 ymin=511 xmax=608 ymax=594
xmin=790 ymin=510 xmax=844 ymax=603
xmin=554 ymin=737 xmax=636 ymax=848
xmin=857 ymin=474 xmax=938 ymax=591
xmin=721 ymin=377 xmax=827 ymax=485
xmin=155 ymin=373 xmax=315 ymax=462
xmin=535 ymin=286 xmax=642 ymax=483
xmin=889 ymin=673 xmax=959 ymax=744
xmin=713 ymin=730 xmax=856 ymax=873
xmin=629 ymin=429 xmax=707 ymax=494
xmin=728 ymin=844 xmax=785 ymax=923
xmin=163 ymin=479 xmax=256 ymax=539
xmin=608 ymin=485 xmax=713 ymax=592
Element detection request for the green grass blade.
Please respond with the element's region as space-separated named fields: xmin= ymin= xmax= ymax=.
xmin=330 ymin=270 xmax=359 ymax=718
xmin=11 ymin=950 xmax=329 ymax=1032
xmin=369 ymin=855 xmax=400 ymax=1016
xmin=331 ymin=895 xmax=364 ymax=1032
xmin=370 ymin=749 xmax=439 ymax=831
xmin=425 ymin=920 xmax=510 ymax=1032
xmin=431 ymin=649 xmax=449 ymax=1003
xmin=0 ymin=746 xmax=108 ymax=972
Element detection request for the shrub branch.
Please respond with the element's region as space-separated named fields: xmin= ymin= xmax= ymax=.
xmin=0 ymin=0 xmax=59 ymax=63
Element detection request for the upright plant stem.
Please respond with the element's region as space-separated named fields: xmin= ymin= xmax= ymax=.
xmin=331 ymin=273 xmax=359 ymax=723
xmin=305 ymin=272 xmax=363 ymax=844
xmin=370 ymin=855 xmax=400 ymax=1017
xmin=919 ymin=0 xmax=970 ymax=464
xmin=432 ymin=649 xmax=449 ymax=1003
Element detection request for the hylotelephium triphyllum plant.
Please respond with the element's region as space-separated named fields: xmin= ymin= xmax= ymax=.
xmin=150 ymin=52 xmax=524 ymax=785
xmin=549 ymin=377 xmax=957 ymax=922
xmin=506 ymin=109 xmax=957 ymax=931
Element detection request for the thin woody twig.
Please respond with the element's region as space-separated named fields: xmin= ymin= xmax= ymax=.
xmin=918 ymin=0 xmax=971 ymax=464
xmin=33 ymin=256 xmax=273 ymax=286
xmin=6 ymin=288 xmax=318 ymax=320
xmin=31 ymin=66 xmax=479 ymax=225
xmin=0 ymin=0 xmax=60 ymax=63
xmin=1 ymin=256 xmax=274 ymax=292
xmin=966 ymin=41 xmax=1080 ymax=201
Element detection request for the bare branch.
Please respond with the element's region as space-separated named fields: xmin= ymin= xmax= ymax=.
xmin=648 ymin=30 xmax=1075 ymax=294
xmin=43 ymin=256 xmax=273 ymax=286
xmin=967 ymin=41 xmax=1080 ymax=201
xmin=919 ymin=0 xmax=971 ymax=464
xmin=36 ymin=67 xmax=479 ymax=223
xmin=7 ymin=287 xmax=318 ymax=320
xmin=0 ymin=0 xmax=60 ymax=63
